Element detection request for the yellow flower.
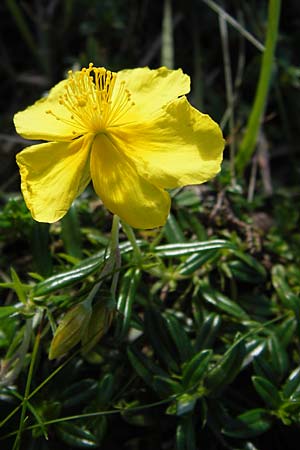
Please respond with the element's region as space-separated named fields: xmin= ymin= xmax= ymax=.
xmin=14 ymin=64 xmax=224 ymax=229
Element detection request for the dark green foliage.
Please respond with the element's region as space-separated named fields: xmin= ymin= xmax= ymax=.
xmin=1 ymin=190 xmax=300 ymax=449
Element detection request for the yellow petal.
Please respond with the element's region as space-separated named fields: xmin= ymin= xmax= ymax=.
xmin=90 ymin=134 xmax=170 ymax=229
xmin=112 ymin=66 xmax=190 ymax=121
xmin=14 ymin=80 xmax=88 ymax=141
xmin=16 ymin=134 xmax=92 ymax=222
xmin=110 ymin=96 xmax=225 ymax=189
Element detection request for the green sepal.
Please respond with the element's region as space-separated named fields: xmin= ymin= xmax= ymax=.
xmin=49 ymin=301 xmax=92 ymax=359
xmin=81 ymin=300 xmax=114 ymax=353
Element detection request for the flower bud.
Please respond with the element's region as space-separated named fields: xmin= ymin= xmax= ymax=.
xmin=81 ymin=301 xmax=114 ymax=353
xmin=49 ymin=302 xmax=92 ymax=360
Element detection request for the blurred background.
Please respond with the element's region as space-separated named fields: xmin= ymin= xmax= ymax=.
xmin=1 ymin=0 xmax=300 ymax=195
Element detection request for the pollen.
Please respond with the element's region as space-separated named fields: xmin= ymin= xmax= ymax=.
xmin=46 ymin=63 xmax=134 ymax=136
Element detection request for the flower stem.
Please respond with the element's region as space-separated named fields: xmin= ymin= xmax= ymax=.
xmin=13 ymin=320 xmax=41 ymax=450
xmin=86 ymin=215 xmax=121 ymax=305
xmin=110 ymin=214 xmax=120 ymax=255
xmin=121 ymin=221 xmax=142 ymax=265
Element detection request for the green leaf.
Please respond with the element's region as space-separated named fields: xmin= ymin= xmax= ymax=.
xmin=205 ymin=340 xmax=246 ymax=393
xmin=174 ymin=189 xmax=200 ymax=208
xmin=152 ymin=375 xmax=181 ymax=396
xmin=231 ymin=250 xmax=266 ymax=278
xmin=115 ymin=267 xmax=141 ymax=341
xmin=276 ymin=316 xmax=297 ymax=347
xmin=55 ymin=422 xmax=99 ymax=448
xmin=253 ymin=354 xmax=277 ymax=385
xmin=239 ymin=294 xmax=275 ymax=318
xmin=97 ymin=373 xmax=115 ymax=406
xmin=268 ymin=334 xmax=289 ymax=379
xmin=272 ymin=265 xmax=300 ymax=319
xmin=176 ymin=417 xmax=197 ymax=450
xmin=164 ymin=213 xmax=186 ymax=243
xmin=34 ymin=251 xmax=105 ymax=297
xmin=144 ymin=308 xmax=179 ymax=372
xmin=200 ymin=285 xmax=249 ymax=319
xmin=164 ymin=313 xmax=193 ymax=363
xmin=34 ymin=241 xmax=134 ymax=297
xmin=223 ymin=408 xmax=272 ymax=438
xmin=243 ymin=338 xmax=266 ymax=368
xmin=178 ymin=250 xmax=218 ymax=276
xmin=155 ymin=239 xmax=234 ymax=258
xmin=252 ymin=376 xmax=282 ymax=409
xmin=10 ymin=267 xmax=27 ymax=304
xmin=127 ymin=345 xmax=166 ymax=389
xmin=61 ymin=379 xmax=98 ymax=408
xmin=0 ymin=306 xmax=20 ymax=319
xmin=182 ymin=350 xmax=213 ymax=389
xmin=279 ymin=399 xmax=300 ymax=419
xmin=194 ymin=313 xmax=222 ymax=351
xmin=227 ymin=260 xmax=266 ymax=283
xmin=282 ymin=367 xmax=300 ymax=399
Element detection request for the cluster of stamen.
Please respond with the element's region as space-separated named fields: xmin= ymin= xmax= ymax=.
xmin=46 ymin=63 xmax=134 ymax=136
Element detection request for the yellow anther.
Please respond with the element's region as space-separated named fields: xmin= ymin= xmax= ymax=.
xmin=77 ymin=98 xmax=86 ymax=107
xmin=44 ymin=65 xmax=134 ymax=133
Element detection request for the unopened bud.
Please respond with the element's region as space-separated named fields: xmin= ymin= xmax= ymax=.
xmin=49 ymin=302 xmax=92 ymax=360
xmin=81 ymin=301 xmax=114 ymax=353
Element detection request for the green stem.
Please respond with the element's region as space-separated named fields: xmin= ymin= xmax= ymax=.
xmin=236 ymin=0 xmax=281 ymax=174
xmin=219 ymin=13 xmax=236 ymax=183
xmin=13 ymin=323 xmax=41 ymax=450
xmin=110 ymin=215 xmax=120 ymax=255
xmin=161 ymin=0 xmax=174 ymax=68
xmin=110 ymin=215 xmax=121 ymax=299
xmin=0 ymin=352 xmax=75 ymax=431
xmin=121 ymin=221 xmax=142 ymax=265
xmin=85 ymin=215 xmax=120 ymax=305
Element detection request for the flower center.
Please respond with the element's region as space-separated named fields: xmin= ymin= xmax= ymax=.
xmin=46 ymin=63 xmax=134 ymax=136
